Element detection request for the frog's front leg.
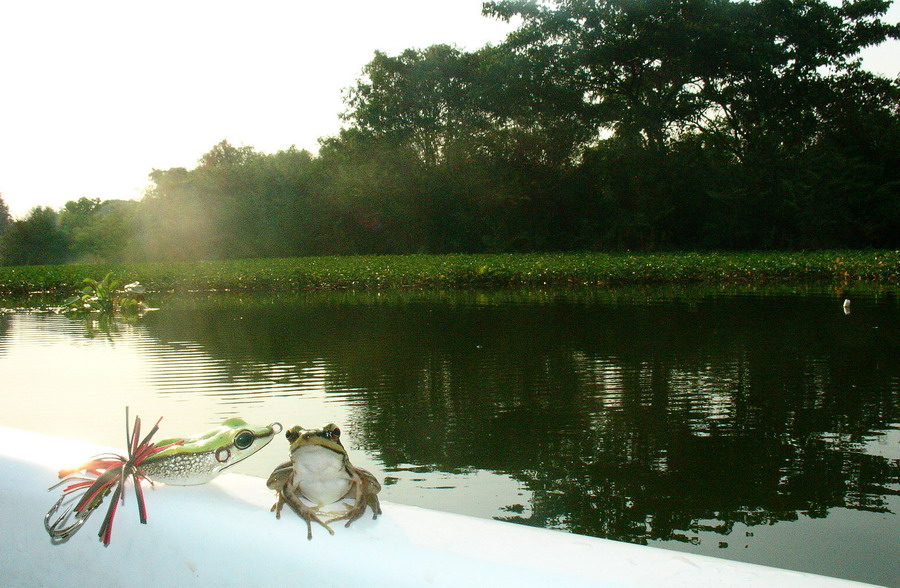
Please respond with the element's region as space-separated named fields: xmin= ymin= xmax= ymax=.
xmin=266 ymin=461 xmax=293 ymax=519
xmin=268 ymin=462 xmax=335 ymax=539
xmin=270 ymin=493 xmax=286 ymax=518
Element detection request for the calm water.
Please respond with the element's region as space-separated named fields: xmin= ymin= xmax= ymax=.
xmin=2 ymin=286 xmax=898 ymax=586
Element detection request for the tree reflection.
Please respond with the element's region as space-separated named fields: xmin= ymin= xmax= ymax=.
xmin=141 ymin=288 xmax=899 ymax=544
xmin=0 ymin=312 xmax=9 ymax=353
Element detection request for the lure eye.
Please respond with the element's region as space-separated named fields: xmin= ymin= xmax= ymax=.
xmin=234 ymin=430 xmax=255 ymax=450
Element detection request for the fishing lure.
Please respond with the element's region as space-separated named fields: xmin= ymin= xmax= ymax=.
xmin=44 ymin=409 xmax=179 ymax=546
xmin=45 ymin=409 xmax=281 ymax=546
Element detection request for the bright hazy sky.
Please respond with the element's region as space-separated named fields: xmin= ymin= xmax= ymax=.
xmin=0 ymin=1 xmax=896 ymax=219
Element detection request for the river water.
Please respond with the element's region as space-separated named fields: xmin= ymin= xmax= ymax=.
xmin=1 ymin=285 xmax=897 ymax=585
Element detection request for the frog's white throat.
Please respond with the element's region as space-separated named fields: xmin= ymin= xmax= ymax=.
xmin=289 ymin=444 xmax=353 ymax=506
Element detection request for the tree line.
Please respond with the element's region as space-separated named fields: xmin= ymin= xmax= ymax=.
xmin=2 ymin=0 xmax=898 ymax=265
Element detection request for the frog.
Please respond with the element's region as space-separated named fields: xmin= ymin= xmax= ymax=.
xmin=139 ymin=418 xmax=283 ymax=485
xmin=266 ymin=423 xmax=382 ymax=539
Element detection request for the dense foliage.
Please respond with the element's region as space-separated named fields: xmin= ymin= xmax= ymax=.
xmin=0 ymin=194 xmax=10 ymax=237
xmin=0 ymin=0 xmax=897 ymax=265
xmin=0 ymin=250 xmax=897 ymax=298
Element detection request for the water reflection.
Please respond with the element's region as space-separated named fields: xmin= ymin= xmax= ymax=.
xmin=138 ymin=290 xmax=898 ymax=520
xmin=1 ymin=286 xmax=897 ymax=584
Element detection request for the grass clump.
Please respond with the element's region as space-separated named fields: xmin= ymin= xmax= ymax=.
xmin=0 ymin=250 xmax=897 ymax=297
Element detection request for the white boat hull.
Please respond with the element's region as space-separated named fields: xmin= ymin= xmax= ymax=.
xmin=0 ymin=427 xmax=876 ymax=587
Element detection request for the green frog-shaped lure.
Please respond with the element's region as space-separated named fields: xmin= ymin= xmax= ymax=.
xmin=46 ymin=413 xmax=281 ymax=545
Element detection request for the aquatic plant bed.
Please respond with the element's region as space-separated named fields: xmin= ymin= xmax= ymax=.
xmin=0 ymin=250 xmax=897 ymax=296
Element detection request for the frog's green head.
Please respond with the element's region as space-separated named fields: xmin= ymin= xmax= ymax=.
xmin=286 ymin=423 xmax=346 ymax=455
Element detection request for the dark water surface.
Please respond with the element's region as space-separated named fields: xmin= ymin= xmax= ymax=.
xmin=2 ymin=285 xmax=898 ymax=585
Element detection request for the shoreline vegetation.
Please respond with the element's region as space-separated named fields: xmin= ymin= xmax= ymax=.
xmin=2 ymin=2 xmax=899 ymax=267
xmin=0 ymin=251 xmax=897 ymax=298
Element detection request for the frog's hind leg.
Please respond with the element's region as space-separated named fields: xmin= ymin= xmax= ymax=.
xmin=368 ymin=493 xmax=382 ymax=519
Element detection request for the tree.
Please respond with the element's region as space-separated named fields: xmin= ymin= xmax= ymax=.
xmin=141 ymin=141 xmax=323 ymax=259
xmin=317 ymin=130 xmax=431 ymax=253
xmin=0 ymin=193 xmax=11 ymax=236
xmin=0 ymin=207 xmax=69 ymax=266
xmin=485 ymin=0 xmax=899 ymax=152
xmin=6 ymin=0 xmax=887 ymax=260
xmin=58 ymin=197 xmax=140 ymax=262
xmin=343 ymin=45 xmax=493 ymax=168
xmin=484 ymin=0 xmax=900 ymax=248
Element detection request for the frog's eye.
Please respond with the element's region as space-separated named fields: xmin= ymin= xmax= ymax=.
xmin=234 ymin=430 xmax=255 ymax=450
xmin=328 ymin=427 xmax=341 ymax=440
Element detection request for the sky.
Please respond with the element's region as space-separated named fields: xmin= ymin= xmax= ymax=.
xmin=0 ymin=0 xmax=897 ymax=219
xmin=0 ymin=0 xmax=518 ymax=218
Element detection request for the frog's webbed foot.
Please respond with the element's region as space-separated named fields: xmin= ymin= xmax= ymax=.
xmin=328 ymin=468 xmax=382 ymax=528
xmin=281 ymin=492 xmax=335 ymax=540
xmin=328 ymin=491 xmax=382 ymax=527
xmin=270 ymin=494 xmax=286 ymax=519
xmin=327 ymin=501 xmax=365 ymax=527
